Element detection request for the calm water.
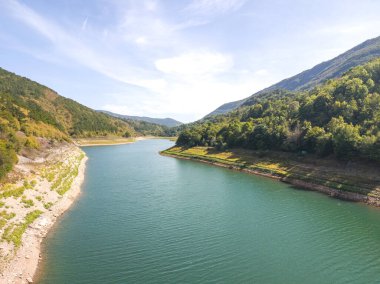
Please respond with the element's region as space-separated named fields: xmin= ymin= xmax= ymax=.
xmin=37 ymin=139 xmax=380 ymax=283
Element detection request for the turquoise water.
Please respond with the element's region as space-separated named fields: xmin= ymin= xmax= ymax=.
xmin=37 ymin=139 xmax=380 ymax=283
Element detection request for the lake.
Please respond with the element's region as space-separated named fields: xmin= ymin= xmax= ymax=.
xmin=37 ymin=139 xmax=380 ymax=283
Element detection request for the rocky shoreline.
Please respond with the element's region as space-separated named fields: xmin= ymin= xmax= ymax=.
xmin=0 ymin=145 xmax=87 ymax=283
xmin=160 ymin=151 xmax=380 ymax=207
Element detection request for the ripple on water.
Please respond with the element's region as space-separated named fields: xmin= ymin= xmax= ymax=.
xmin=38 ymin=140 xmax=380 ymax=284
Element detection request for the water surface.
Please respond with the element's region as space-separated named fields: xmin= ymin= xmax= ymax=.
xmin=38 ymin=139 xmax=380 ymax=283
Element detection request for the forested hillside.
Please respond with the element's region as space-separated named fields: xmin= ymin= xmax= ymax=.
xmin=0 ymin=67 xmax=174 ymax=179
xmin=177 ymin=58 xmax=380 ymax=163
xmin=208 ymin=35 xmax=380 ymax=116
xmin=100 ymin=110 xmax=183 ymax=127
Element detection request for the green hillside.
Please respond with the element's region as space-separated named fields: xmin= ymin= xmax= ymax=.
xmin=176 ymin=58 xmax=380 ymax=163
xmin=100 ymin=110 xmax=183 ymax=127
xmin=0 ymin=67 xmax=169 ymax=179
xmin=208 ymin=35 xmax=380 ymax=116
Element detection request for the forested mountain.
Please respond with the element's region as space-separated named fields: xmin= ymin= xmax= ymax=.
xmin=208 ymin=35 xmax=380 ymax=116
xmin=100 ymin=110 xmax=183 ymax=127
xmin=0 ymin=67 xmax=172 ymax=179
xmin=177 ymin=58 xmax=380 ymax=163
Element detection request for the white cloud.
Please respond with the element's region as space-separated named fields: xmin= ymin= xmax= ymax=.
xmin=144 ymin=0 xmax=158 ymax=11
xmin=81 ymin=17 xmax=88 ymax=31
xmin=9 ymin=0 xmax=380 ymax=122
xmin=254 ymin=69 xmax=269 ymax=76
xmin=1 ymin=0 xmax=166 ymax=90
xmin=4 ymin=0 xmax=68 ymax=43
xmin=135 ymin=36 xmax=147 ymax=45
xmin=155 ymin=51 xmax=233 ymax=76
xmin=186 ymin=0 xmax=246 ymax=15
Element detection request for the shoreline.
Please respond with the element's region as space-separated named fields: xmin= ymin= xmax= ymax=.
xmin=0 ymin=149 xmax=88 ymax=284
xmin=74 ymin=137 xmax=138 ymax=147
xmin=75 ymin=136 xmax=175 ymax=147
xmin=160 ymin=149 xmax=380 ymax=207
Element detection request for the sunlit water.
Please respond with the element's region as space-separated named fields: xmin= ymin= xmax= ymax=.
xmin=37 ymin=139 xmax=380 ymax=283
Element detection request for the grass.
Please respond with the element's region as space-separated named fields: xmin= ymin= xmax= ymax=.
xmin=0 ymin=219 xmax=7 ymax=229
xmin=43 ymin=152 xmax=85 ymax=196
xmin=0 ymin=210 xmax=16 ymax=220
xmin=0 ymin=148 xmax=86 ymax=251
xmin=23 ymin=180 xmax=33 ymax=189
xmin=0 ymin=185 xmax=25 ymax=199
xmin=21 ymin=196 xmax=34 ymax=208
xmin=43 ymin=202 xmax=53 ymax=209
xmin=2 ymin=210 xmax=42 ymax=247
xmin=161 ymin=146 xmax=380 ymax=197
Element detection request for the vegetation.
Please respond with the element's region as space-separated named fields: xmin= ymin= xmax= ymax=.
xmin=162 ymin=146 xmax=380 ymax=196
xmin=43 ymin=152 xmax=84 ymax=196
xmin=0 ymin=184 xmax=25 ymax=198
xmin=43 ymin=202 xmax=53 ymax=209
xmin=176 ymin=58 xmax=380 ymax=164
xmin=208 ymin=35 xmax=380 ymax=116
xmin=0 ymin=66 xmax=175 ymax=180
xmin=101 ymin=110 xmax=183 ymax=127
xmin=2 ymin=210 xmax=42 ymax=247
xmin=21 ymin=196 xmax=34 ymax=208
xmin=125 ymin=119 xmax=178 ymax=137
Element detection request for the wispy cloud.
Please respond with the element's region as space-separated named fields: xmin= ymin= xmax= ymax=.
xmin=2 ymin=0 xmax=252 ymax=120
xmin=3 ymin=0 xmax=68 ymax=43
xmin=81 ymin=17 xmax=88 ymax=31
xmin=185 ymin=0 xmax=246 ymax=15
xmin=1 ymin=0 xmax=161 ymax=89
xmin=2 ymin=0 xmax=379 ymax=121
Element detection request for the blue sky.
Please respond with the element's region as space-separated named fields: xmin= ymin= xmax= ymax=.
xmin=1 ymin=0 xmax=380 ymax=122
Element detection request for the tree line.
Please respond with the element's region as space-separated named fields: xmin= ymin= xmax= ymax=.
xmin=176 ymin=58 xmax=380 ymax=163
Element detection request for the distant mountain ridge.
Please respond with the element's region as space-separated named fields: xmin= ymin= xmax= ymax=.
xmin=100 ymin=110 xmax=183 ymax=127
xmin=207 ymin=35 xmax=380 ymax=116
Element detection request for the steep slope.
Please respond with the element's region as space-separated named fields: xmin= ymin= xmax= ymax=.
xmin=176 ymin=58 xmax=380 ymax=162
xmin=100 ymin=110 xmax=183 ymax=127
xmin=208 ymin=35 xmax=380 ymax=116
xmin=0 ymin=67 xmax=135 ymax=137
xmin=0 ymin=67 xmax=136 ymax=178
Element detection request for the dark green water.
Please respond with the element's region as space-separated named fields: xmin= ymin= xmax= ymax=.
xmin=37 ymin=140 xmax=380 ymax=283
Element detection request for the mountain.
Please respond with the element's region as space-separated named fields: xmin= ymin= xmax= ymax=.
xmin=208 ymin=35 xmax=380 ymax=116
xmin=100 ymin=111 xmax=183 ymax=127
xmin=0 ymin=67 xmax=137 ymax=138
xmin=0 ymin=67 xmax=172 ymax=179
xmin=176 ymin=58 xmax=380 ymax=163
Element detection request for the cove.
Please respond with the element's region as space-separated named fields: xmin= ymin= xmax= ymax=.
xmin=37 ymin=139 xmax=380 ymax=283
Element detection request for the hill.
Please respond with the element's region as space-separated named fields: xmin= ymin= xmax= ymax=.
xmin=0 ymin=67 xmax=170 ymax=179
xmin=176 ymin=58 xmax=380 ymax=163
xmin=169 ymin=58 xmax=380 ymax=202
xmin=208 ymin=35 xmax=380 ymax=116
xmin=100 ymin=110 xmax=183 ymax=127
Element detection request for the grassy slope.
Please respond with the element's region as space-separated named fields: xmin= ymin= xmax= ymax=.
xmin=0 ymin=67 xmax=135 ymax=138
xmin=0 ymin=67 xmax=178 ymax=179
xmin=161 ymin=146 xmax=380 ymax=203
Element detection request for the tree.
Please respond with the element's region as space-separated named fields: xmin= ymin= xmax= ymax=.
xmin=328 ymin=117 xmax=362 ymax=159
